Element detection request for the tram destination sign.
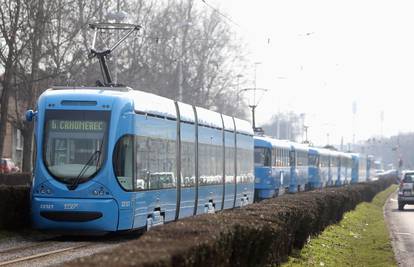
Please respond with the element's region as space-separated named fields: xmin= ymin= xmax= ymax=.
xmin=49 ymin=120 xmax=105 ymax=132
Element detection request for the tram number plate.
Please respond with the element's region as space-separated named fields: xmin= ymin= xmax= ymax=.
xmin=64 ymin=203 xmax=79 ymax=209
xmin=121 ymin=201 xmax=131 ymax=207
xmin=40 ymin=204 xmax=54 ymax=209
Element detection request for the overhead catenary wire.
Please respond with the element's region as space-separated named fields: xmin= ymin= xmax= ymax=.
xmin=199 ymin=0 xmax=241 ymax=28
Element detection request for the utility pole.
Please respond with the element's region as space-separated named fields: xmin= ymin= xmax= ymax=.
xmin=114 ymin=0 xmax=120 ymax=84
xmin=303 ymin=125 xmax=309 ymax=144
xmin=178 ymin=1 xmax=192 ymax=102
xmin=352 ymin=101 xmax=357 ymax=149
xmin=251 ymin=62 xmax=262 ymax=132
xmin=249 ymin=104 xmax=257 ymax=129
xmin=380 ymin=110 xmax=384 ymax=138
xmin=238 ymin=87 xmax=268 ymax=132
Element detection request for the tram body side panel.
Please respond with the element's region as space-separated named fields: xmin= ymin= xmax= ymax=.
xmin=253 ymin=143 xmax=275 ymax=199
xmin=235 ymin=133 xmax=254 ymax=206
xmin=178 ymin=122 xmax=197 ymax=219
xmin=196 ymin=126 xmax=224 ymax=214
xmin=308 ymin=149 xmax=321 ymax=189
xmin=223 ymin=131 xmax=236 ymax=209
xmin=289 ymin=148 xmax=298 ymax=193
xmin=131 ymin=114 xmax=178 ymax=229
xmin=351 ymin=155 xmax=359 ymax=184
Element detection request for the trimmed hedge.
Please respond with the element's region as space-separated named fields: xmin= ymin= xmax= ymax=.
xmin=0 ymin=185 xmax=30 ymax=229
xmin=66 ymin=178 xmax=394 ymax=267
xmin=0 ymin=172 xmax=31 ymax=186
xmin=0 ymin=173 xmax=31 ymax=229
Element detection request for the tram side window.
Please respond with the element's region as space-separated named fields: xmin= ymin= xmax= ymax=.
xmin=181 ymin=141 xmax=195 ymax=187
xmin=238 ymin=147 xmax=254 ymax=183
xmin=299 ymin=152 xmax=304 ymax=166
xmin=254 ymin=147 xmax=271 ymax=167
xmin=309 ymin=154 xmax=319 ymax=167
xmin=198 ymin=142 xmax=222 ymax=186
xmin=274 ymin=148 xmax=280 ymax=167
xmin=225 ymin=146 xmax=235 ymax=184
xmin=113 ymin=135 xmax=134 ymax=191
xmin=289 ymin=151 xmax=296 ymax=167
xmin=135 ymin=136 xmax=177 ymax=191
xmin=280 ymin=149 xmax=284 ymax=167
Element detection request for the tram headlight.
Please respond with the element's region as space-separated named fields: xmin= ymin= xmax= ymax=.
xmin=91 ymin=186 xmax=109 ymax=197
xmin=38 ymin=184 xmax=53 ymax=195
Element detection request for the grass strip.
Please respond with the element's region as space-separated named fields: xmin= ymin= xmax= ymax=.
xmin=283 ymin=184 xmax=397 ymax=267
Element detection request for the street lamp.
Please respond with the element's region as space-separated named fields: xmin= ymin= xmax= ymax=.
xmin=106 ymin=0 xmax=130 ymax=85
xmin=253 ymin=62 xmax=261 ymax=106
xmin=236 ymin=74 xmax=243 ymax=91
xmin=175 ymin=22 xmax=192 ymax=102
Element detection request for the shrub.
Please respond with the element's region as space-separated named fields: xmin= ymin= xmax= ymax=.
xmin=65 ymin=178 xmax=394 ymax=267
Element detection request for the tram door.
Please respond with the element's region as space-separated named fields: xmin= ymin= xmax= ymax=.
xmin=289 ymin=148 xmax=297 ymax=193
xmin=178 ymin=121 xmax=197 ymax=219
xmin=176 ymin=103 xmax=197 ymax=219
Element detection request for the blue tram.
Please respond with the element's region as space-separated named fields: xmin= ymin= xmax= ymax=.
xmin=254 ymin=135 xmax=377 ymax=200
xmin=340 ymin=152 xmax=353 ymax=185
xmin=254 ymin=137 xmax=311 ymax=199
xmin=290 ymin=143 xmax=309 ymax=193
xmin=350 ymin=153 xmax=377 ymax=183
xmin=317 ymin=148 xmax=330 ymax=188
xmin=308 ymin=147 xmax=321 ymax=189
xmin=27 ymin=86 xmax=254 ymax=232
xmin=254 ymin=136 xmax=290 ymax=198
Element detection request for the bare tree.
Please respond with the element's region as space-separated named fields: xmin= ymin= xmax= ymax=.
xmin=115 ymin=0 xmax=248 ymax=117
xmin=8 ymin=0 xmax=108 ymax=171
xmin=0 ymin=0 xmax=26 ymax=158
xmin=1 ymin=0 xmax=249 ymax=171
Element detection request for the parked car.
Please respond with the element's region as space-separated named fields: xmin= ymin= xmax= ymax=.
xmin=398 ymin=170 xmax=414 ymax=210
xmin=0 ymin=158 xmax=19 ymax=174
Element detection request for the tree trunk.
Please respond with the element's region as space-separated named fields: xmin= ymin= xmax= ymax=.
xmin=21 ymin=123 xmax=34 ymax=172
xmin=0 ymin=58 xmax=13 ymax=158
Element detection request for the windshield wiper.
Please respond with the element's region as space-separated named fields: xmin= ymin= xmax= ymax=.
xmin=67 ymin=150 xmax=101 ymax=191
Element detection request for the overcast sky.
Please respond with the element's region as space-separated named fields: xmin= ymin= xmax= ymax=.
xmin=204 ymin=0 xmax=414 ymax=146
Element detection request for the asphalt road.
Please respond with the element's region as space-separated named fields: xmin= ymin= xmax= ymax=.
xmin=385 ymin=190 xmax=414 ymax=267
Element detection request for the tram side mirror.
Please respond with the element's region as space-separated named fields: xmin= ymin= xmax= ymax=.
xmin=25 ymin=110 xmax=37 ymax=122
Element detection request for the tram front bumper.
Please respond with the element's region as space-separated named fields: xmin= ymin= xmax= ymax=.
xmin=32 ymin=197 xmax=119 ymax=232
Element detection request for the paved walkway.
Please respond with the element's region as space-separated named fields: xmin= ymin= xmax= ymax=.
xmin=384 ymin=190 xmax=414 ymax=266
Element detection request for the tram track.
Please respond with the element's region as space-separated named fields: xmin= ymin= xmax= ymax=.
xmin=0 ymin=243 xmax=90 ymax=266
xmin=0 ymin=241 xmax=56 ymax=257
xmin=0 ymin=231 xmax=143 ymax=266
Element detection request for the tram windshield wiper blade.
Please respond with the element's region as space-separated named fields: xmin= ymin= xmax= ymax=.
xmin=67 ymin=150 xmax=101 ymax=191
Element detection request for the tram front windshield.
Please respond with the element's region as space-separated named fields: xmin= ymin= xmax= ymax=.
xmin=43 ymin=110 xmax=110 ymax=184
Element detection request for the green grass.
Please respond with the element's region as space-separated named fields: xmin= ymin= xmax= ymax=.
xmin=283 ymin=185 xmax=397 ymax=267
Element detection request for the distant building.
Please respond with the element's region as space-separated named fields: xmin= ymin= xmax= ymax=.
xmin=0 ymin=78 xmax=24 ymax=167
xmin=2 ymin=120 xmax=23 ymax=167
xmin=0 ymin=69 xmax=52 ymax=169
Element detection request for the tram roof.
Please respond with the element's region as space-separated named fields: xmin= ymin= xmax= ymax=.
xmin=254 ymin=136 xmax=291 ymax=149
xmin=47 ymin=86 xmax=253 ymax=135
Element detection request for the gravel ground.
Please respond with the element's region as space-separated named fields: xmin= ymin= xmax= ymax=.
xmin=0 ymin=231 xmax=140 ymax=267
